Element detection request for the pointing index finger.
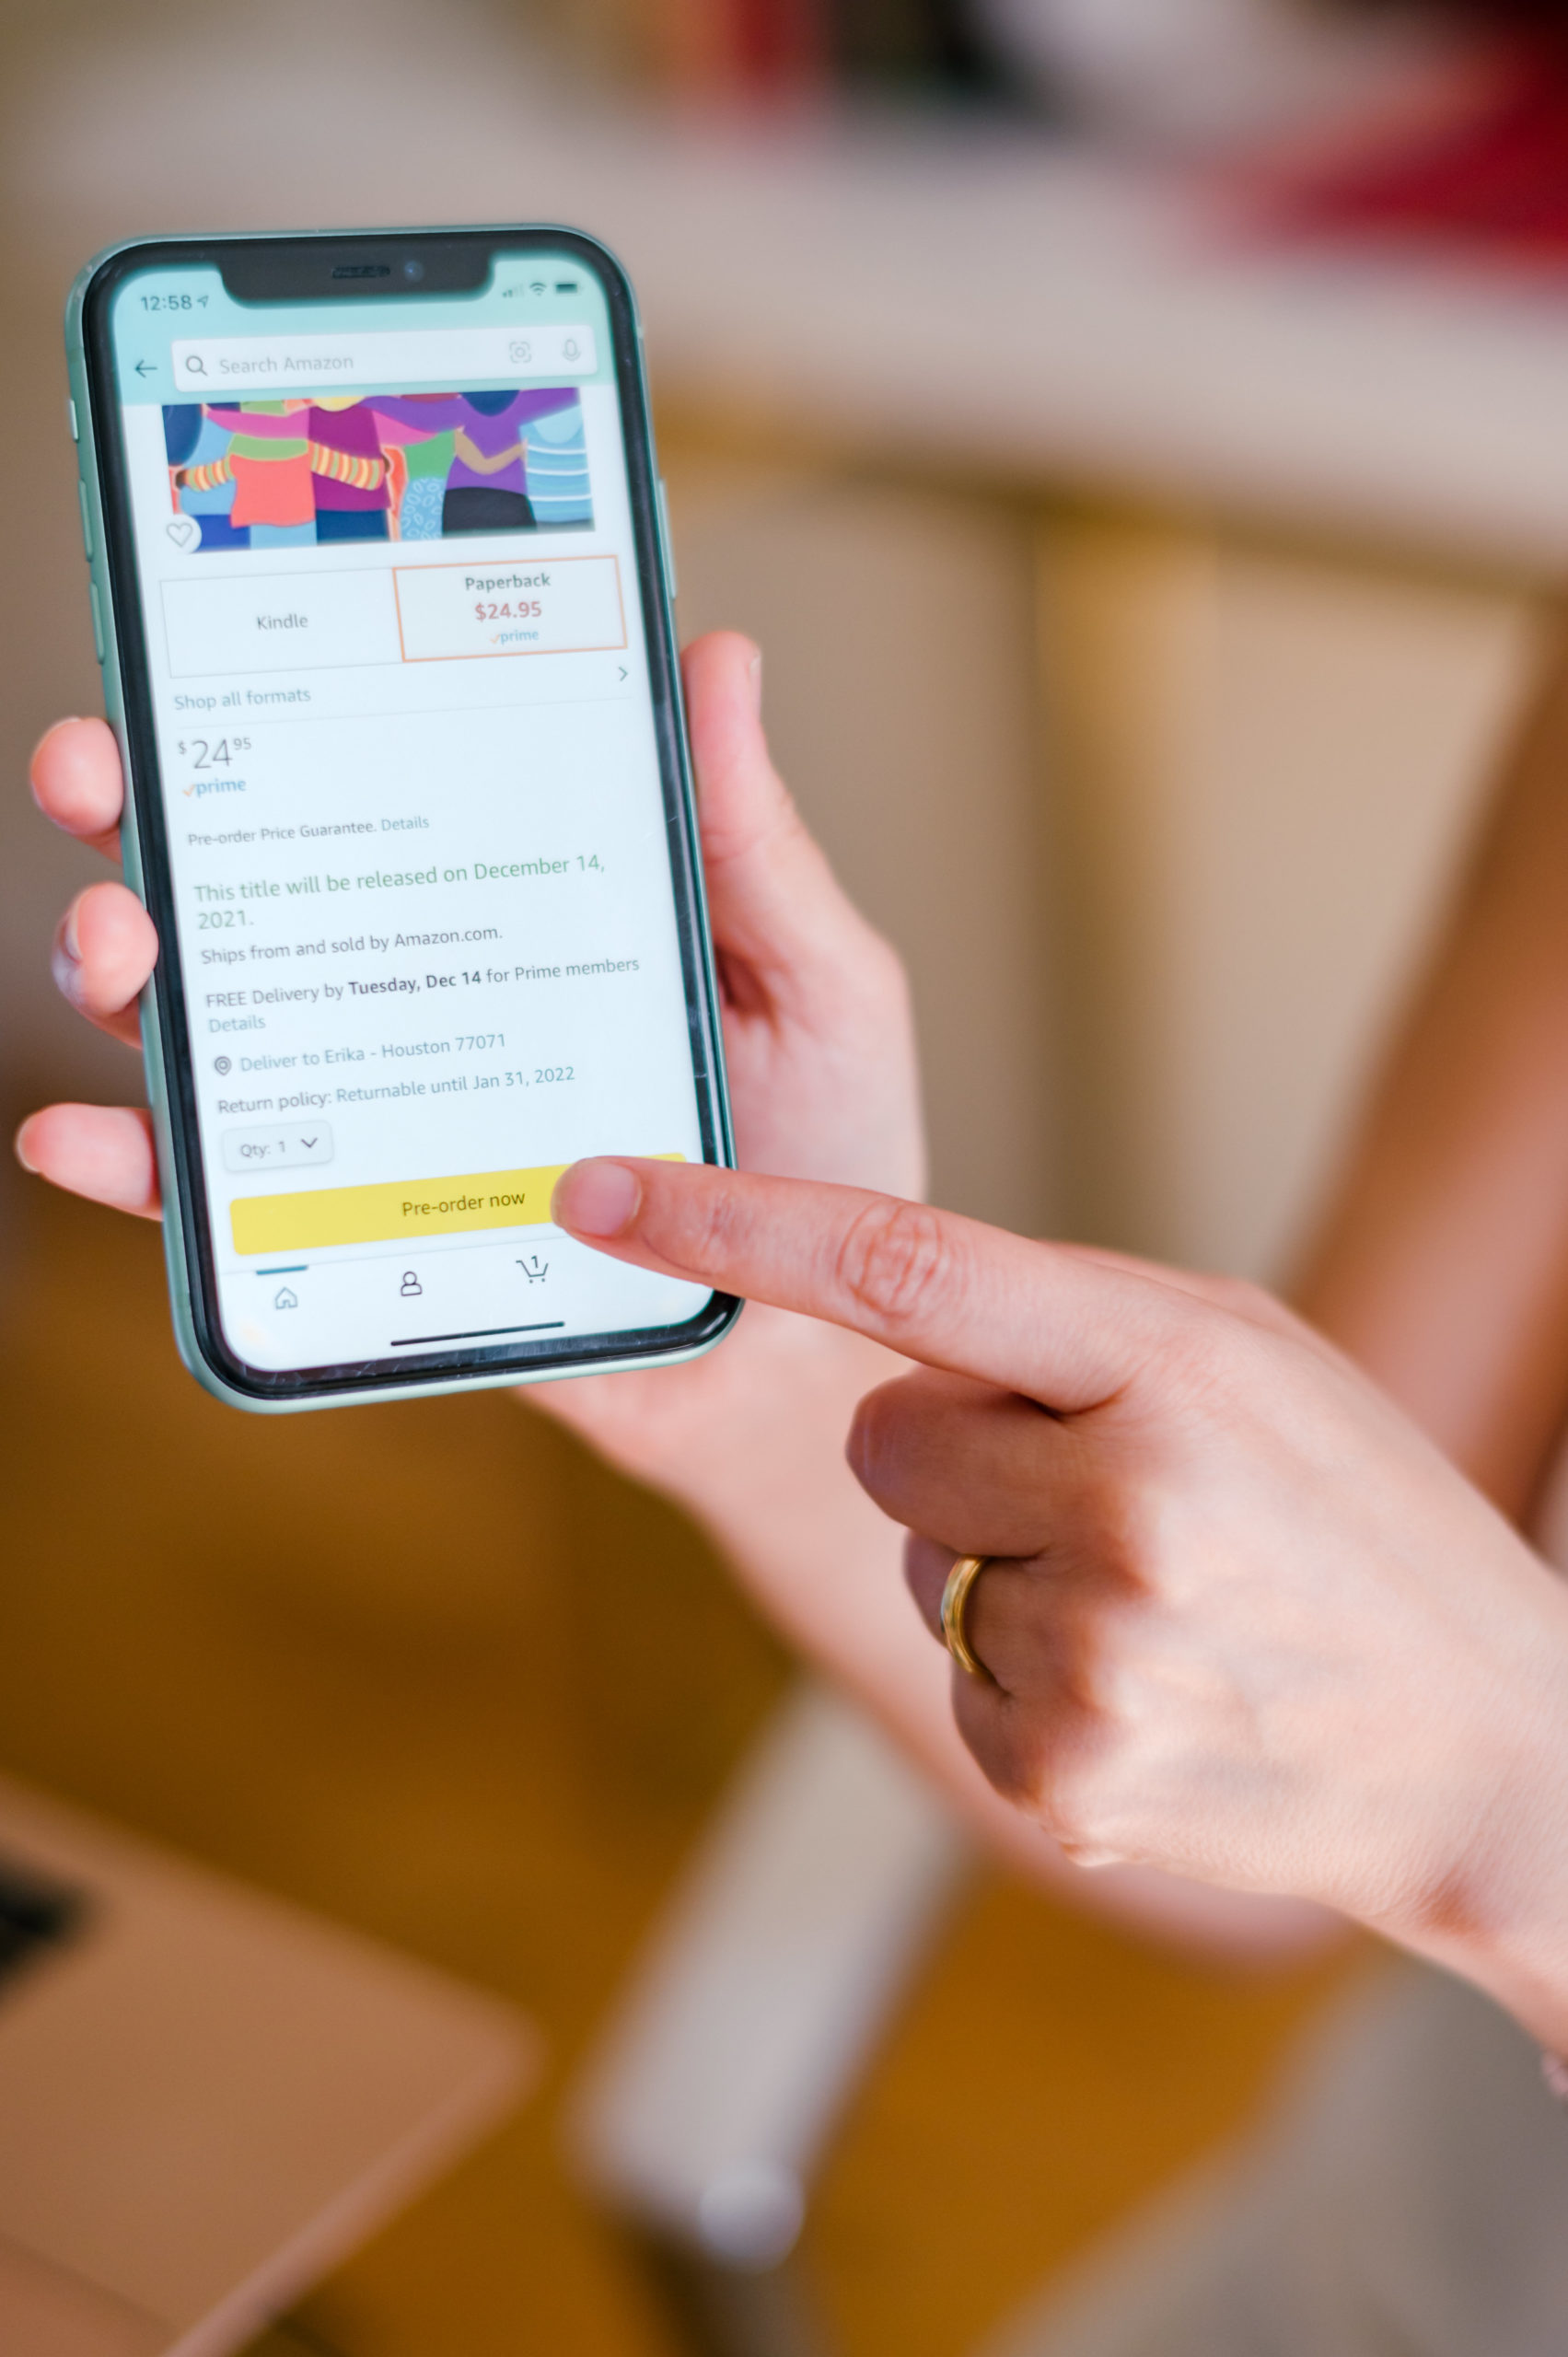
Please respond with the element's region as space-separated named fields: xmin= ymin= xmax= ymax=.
xmin=552 ymin=1157 xmax=1185 ymax=1410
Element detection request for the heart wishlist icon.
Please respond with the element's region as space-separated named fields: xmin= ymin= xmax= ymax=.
xmin=166 ymin=517 xmax=199 ymax=550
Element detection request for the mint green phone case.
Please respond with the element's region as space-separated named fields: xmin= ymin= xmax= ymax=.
xmin=65 ymin=226 xmax=734 ymax=1413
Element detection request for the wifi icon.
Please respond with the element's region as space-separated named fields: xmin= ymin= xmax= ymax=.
xmin=529 ymin=280 xmax=546 ymax=296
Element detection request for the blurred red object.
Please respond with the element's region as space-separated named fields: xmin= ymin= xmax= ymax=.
xmin=636 ymin=0 xmax=827 ymax=99
xmin=1260 ymin=21 xmax=1568 ymax=263
xmin=727 ymin=0 xmax=827 ymax=92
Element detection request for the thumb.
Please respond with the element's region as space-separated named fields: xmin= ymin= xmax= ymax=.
xmin=552 ymin=1157 xmax=1193 ymax=1411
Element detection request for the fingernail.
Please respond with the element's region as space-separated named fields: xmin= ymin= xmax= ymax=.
xmin=12 ymin=1120 xmax=39 ymax=1175
xmin=748 ymin=650 xmax=762 ymax=717
xmin=52 ymin=903 xmax=86 ymax=1009
xmin=552 ymin=1157 xmax=642 ymax=1237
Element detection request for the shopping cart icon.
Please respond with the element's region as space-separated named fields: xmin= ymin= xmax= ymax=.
xmin=517 ymin=1254 xmax=549 ymax=1283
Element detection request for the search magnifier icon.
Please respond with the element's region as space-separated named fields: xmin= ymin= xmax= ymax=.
xmin=186 ymin=354 xmax=207 ymax=377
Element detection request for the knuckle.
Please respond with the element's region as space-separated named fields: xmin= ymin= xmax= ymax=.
xmin=686 ymin=1174 xmax=747 ymax=1276
xmin=1040 ymin=1752 xmax=1102 ymax=1854
xmin=643 ymin=1167 xmax=739 ymax=1280
xmin=843 ymin=1388 xmax=884 ymax=1488
xmin=845 ymin=1371 xmax=915 ymax=1474
xmin=833 ymin=1196 xmax=954 ymax=1331
xmin=1031 ymin=1726 xmax=1118 ymax=1859
xmin=1078 ymin=1463 xmax=1158 ymax=1590
xmin=963 ymin=1691 xmax=1056 ymax=1818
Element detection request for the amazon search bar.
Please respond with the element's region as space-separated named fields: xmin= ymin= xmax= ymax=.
xmin=169 ymin=323 xmax=597 ymax=395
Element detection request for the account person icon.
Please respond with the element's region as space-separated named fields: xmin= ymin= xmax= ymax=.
xmin=399 ymin=1271 xmax=423 ymax=1297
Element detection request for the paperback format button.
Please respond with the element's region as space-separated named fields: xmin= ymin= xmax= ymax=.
xmin=392 ymin=554 xmax=626 ymax=662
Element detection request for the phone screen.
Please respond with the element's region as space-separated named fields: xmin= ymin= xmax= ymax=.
xmin=86 ymin=238 xmax=729 ymax=1399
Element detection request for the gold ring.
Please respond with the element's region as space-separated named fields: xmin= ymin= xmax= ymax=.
xmin=940 ymin=1554 xmax=993 ymax=1679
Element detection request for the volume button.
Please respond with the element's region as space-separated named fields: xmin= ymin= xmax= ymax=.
xmin=656 ymin=478 xmax=678 ymax=601
xmin=77 ymin=481 xmax=93 ymax=560
xmin=87 ymin=580 xmax=105 ymax=663
xmin=65 ymin=395 xmax=78 ymax=442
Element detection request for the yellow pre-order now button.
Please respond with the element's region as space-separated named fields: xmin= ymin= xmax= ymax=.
xmin=233 ymin=1162 xmax=570 ymax=1257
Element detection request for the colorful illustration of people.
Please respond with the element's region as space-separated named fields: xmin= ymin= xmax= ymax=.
xmin=161 ymin=387 xmax=592 ymax=550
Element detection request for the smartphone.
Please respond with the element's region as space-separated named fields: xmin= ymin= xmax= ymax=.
xmin=67 ymin=226 xmax=737 ymax=1412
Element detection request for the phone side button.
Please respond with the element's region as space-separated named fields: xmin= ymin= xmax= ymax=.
xmin=656 ymin=478 xmax=678 ymax=602
xmin=77 ymin=482 xmax=94 ymax=561
xmin=87 ymin=580 xmax=105 ymax=664
xmin=66 ymin=394 xmax=79 ymax=442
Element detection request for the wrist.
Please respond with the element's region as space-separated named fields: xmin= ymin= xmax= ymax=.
xmin=1393 ymin=1617 xmax=1568 ymax=2053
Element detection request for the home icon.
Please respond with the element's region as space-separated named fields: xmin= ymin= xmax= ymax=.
xmin=273 ymin=1286 xmax=299 ymax=1311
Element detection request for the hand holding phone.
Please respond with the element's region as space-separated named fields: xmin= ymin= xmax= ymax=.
xmin=24 ymin=631 xmax=928 ymax=1533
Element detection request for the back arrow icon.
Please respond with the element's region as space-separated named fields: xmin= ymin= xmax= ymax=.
xmin=134 ymin=360 xmax=156 ymax=377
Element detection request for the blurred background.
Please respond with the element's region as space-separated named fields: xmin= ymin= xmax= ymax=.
xmin=3 ymin=0 xmax=1568 ymax=2351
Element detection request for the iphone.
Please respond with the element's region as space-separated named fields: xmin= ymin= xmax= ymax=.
xmin=68 ymin=227 xmax=736 ymax=1411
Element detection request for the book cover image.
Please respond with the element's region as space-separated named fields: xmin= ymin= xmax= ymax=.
xmin=161 ymin=388 xmax=592 ymax=552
